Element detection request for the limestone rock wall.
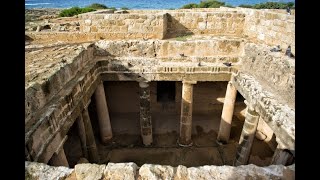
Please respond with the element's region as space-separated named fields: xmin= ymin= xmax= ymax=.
xmin=25 ymin=161 xmax=295 ymax=180
xmin=79 ymin=13 xmax=167 ymax=39
xmin=25 ymin=43 xmax=94 ymax=130
xmin=26 ymin=8 xmax=294 ymax=46
xmin=166 ymin=11 xmax=245 ymax=38
xmin=240 ymin=43 xmax=295 ymax=108
xmin=240 ymin=8 xmax=295 ymax=54
xmin=94 ymin=39 xmax=243 ymax=58
xmin=25 ymin=43 xmax=101 ymax=163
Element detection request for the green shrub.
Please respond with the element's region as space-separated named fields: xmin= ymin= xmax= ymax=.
xmin=181 ymin=1 xmax=295 ymax=10
xmin=238 ymin=4 xmax=253 ymax=8
xmin=253 ymin=2 xmax=294 ymax=9
xmin=109 ymin=7 xmax=117 ymax=11
xmin=121 ymin=7 xmax=129 ymax=10
xmin=224 ymin=4 xmax=234 ymax=8
xmin=287 ymin=2 xmax=295 ymax=8
xmin=181 ymin=0 xmax=226 ymax=9
xmin=181 ymin=3 xmax=198 ymax=9
xmin=198 ymin=0 xmax=225 ymax=8
xmin=86 ymin=3 xmax=108 ymax=9
xmin=59 ymin=7 xmax=96 ymax=17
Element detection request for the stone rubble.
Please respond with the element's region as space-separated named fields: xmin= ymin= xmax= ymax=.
xmin=25 ymin=161 xmax=295 ymax=180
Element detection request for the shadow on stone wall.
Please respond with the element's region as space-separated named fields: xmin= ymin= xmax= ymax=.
xmin=164 ymin=14 xmax=194 ymax=39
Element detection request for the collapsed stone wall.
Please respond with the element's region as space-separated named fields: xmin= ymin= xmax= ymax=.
xmin=25 ymin=161 xmax=295 ymax=180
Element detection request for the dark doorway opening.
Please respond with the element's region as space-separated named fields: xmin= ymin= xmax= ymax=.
xmin=157 ymin=81 xmax=175 ymax=102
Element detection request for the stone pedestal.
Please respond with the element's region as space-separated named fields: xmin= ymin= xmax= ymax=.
xmin=50 ymin=148 xmax=69 ymax=167
xmin=178 ymin=81 xmax=196 ymax=147
xmin=271 ymin=146 xmax=294 ymax=165
xmin=76 ymin=116 xmax=88 ymax=159
xmin=234 ymin=102 xmax=259 ymax=166
xmin=217 ymin=81 xmax=237 ymax=144
xmin=139 ymin=82 xmax=153 ymax=146
xmin=82 ymin=106 xmax=100 ymax=163
xmin=94 ymin=82 xmax=113 ymax=143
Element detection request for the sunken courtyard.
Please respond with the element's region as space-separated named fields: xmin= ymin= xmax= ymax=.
xmin=25 ymin=7 xmax=295 ymax=179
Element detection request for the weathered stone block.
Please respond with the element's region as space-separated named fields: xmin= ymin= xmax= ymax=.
xmin=104 ymin=162 xmax=138 ymax=180
xmin=75 ymin=163 xmax=106 ymax=180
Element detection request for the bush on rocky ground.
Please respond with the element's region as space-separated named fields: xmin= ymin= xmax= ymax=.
xmin=182 ymin=0 xmax=294 ymax=9
xmin=239 ymin=2 xmax=295 ymax=9
xmin=59 ymin=3 xmax=120 ymax=17
xmin=59 ymin=7 xmax=95 ymax=17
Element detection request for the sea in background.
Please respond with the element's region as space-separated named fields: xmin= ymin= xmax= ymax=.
xmin=25 ymin=0 xmax=294 ymax=9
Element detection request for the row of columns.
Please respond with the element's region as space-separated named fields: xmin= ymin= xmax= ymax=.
xmin=49 ymin=81 xmax=112 ymax=167
xmin=216 ymin=81 xmax=294 ymax=166
xmin=49 ymin=80 xmax=293 ymax=167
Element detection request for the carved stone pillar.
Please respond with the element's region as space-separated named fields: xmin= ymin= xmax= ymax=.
xmin=94 ymin=81 xmax=113 ymax=143
xmin=234 ymin=101 xmax=259 ymax=166
xmin=76 ymin=116 xmax=88 ymax=159
xmin=139 ymin=82 xmax=153 ymax=146
xmin=217 ymin=81 xmax=237 ymax=144
xmin=82 ymin=102 xmax=100 ymax=163
xmin=178 ymin=81 xmax=196 ymax=146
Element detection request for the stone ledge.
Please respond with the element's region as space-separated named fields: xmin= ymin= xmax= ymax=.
xmin=25 ymin=161 xmax=295 ymax=180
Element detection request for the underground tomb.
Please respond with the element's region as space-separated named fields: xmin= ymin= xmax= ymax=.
xmin=25 ymin=7 xmax=295 ymax=179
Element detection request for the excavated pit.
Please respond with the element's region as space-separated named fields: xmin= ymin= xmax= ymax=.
xmin=60 ymin=81 xmax=276 ymax=168
xmin=25 ymin=7 xmax=295 ymax=179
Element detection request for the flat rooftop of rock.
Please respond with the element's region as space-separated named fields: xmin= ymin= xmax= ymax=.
xmin=25 ymin=43 xmax=92 ymax=88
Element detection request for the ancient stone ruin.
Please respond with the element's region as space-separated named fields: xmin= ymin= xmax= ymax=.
xmin=25 ymin=7 xmax=295 ymax=179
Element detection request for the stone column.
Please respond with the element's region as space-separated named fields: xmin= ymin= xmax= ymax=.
xmin=217 ymin=81 xmax=237 ymax=144
xmin=178 ymin=81 xmax=196 ymax=147
xmin=76 ymin=116 xmax=88 ymax=159
xmin=50 ymin=148 xmax=69 ymax=167
xmin=234 ymin=101 xmax=259 ymax=166
xmin=82 ymin=104 xmax=100 ymax=163
xmin=271 ymin=145 xmax=294 ymax=165
xmin=94 ymin=81 xmax=113 ymax=143
xmin=139 ymin=82 xmax=153 ymax=146
xmin=50 ymin=136 xmax=69 ymax=167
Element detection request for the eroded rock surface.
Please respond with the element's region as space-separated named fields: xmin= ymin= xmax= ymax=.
xmin=25 ymin=161 xmax=295 ymax=180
